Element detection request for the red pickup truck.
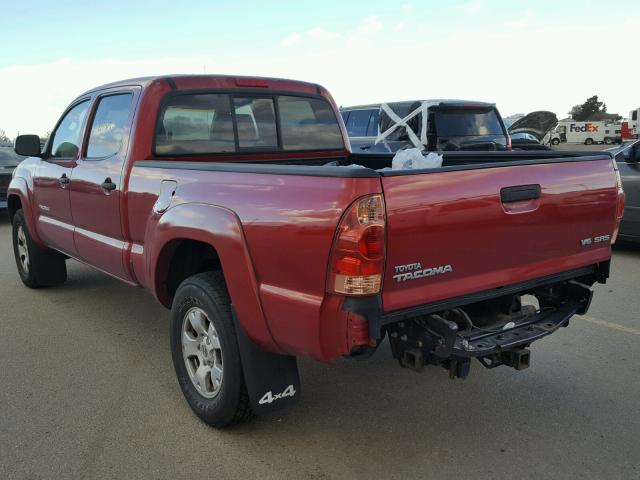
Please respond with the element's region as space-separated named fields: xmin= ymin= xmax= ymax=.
xmin=8 ymin=75 xmax=624 ymax=427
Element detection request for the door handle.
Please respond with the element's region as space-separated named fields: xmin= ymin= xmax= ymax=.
xmin=500 ymin=184 xmax=541 ymax=203
xmin=101 ymin=178 xmax=117 ymax=191
xmin=59 ymin=173 xmax=70 ymax=187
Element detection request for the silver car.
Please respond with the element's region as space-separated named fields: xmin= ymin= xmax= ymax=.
xmin=608 ymin=140 xmax=640 ymax=242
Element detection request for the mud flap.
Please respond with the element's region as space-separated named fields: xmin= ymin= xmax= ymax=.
xmin=232 ymin=308 xmax=301 ymax=415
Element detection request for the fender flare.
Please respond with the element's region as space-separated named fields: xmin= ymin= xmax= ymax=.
xmin=7 ymin=177 xmax=45 ymax=247
xmin=147 ymin=202 xmax=280 ymax=353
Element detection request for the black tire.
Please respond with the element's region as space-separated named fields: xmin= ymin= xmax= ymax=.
xmin=170 ymin=271 xmax=252 ymax=428
xmin=551 ymin=138 xmax=560 ymax=146
xmin=604 ymin=137 xmax=613 ymax=145
xmin=12 ymin=209 xmax=67 ymax=288
xmin=585 ymin=138 xmax=594 ymax=145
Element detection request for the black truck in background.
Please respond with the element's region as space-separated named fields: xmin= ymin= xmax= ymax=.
xmin=340 ymin=100 xmax=511 ymax=153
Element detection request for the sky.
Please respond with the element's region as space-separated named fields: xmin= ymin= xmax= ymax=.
xmin=1 ymin=0 xmax=639 ymax=137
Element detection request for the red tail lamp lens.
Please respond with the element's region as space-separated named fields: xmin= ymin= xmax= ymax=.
xmin=328 ymin=194 xmax=386 ymax=295
xmin=358 ymin=225 xmax=384 ymax=259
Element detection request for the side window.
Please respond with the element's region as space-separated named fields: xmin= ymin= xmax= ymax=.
xmin=86 ymin=93 xmax=133 ymax=158
xmin=340 ymin=111 xmax=350 ymax=124
xmin=278 ymin=96 xmax=342 ymax=150
xmin=633 ymin=111 xmax=638 ymax=121
xmin=233 ymin=97 xmax=278 ymax=149
xmin=366 ymin=109 xmax=380 ymax=136
xmin=345 ymin=109 xmax=372 ymax=137
xmin=50 ymin=100 xmax=90 ymax=158
xmin=156 ymin=94 xmax=234 ymax=155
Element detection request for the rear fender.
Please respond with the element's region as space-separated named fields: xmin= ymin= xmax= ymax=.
xmin=148 ymin=202 xmax=279 ymax=353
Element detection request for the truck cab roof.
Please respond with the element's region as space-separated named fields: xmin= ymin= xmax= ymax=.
xmin=79 ymin=74 xmax=324 ymax=97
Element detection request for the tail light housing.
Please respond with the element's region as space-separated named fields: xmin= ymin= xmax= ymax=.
xmin=611 ymin=158 xmax=625 ymax=244
xmin=505 ymin=133 xmax=512 ymax=151
xmin=328 ymin=194 xmax=386 ymax=295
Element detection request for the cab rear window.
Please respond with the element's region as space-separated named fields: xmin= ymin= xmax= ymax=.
xmin=431 ymin=108 xmax=504 ymax=136
xmin=155 ymin=93 xmax=343 ymax=155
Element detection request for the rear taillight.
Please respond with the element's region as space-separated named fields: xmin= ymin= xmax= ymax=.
xmin=611 ymin=159 xmax=625 ymax=244
xmin=328 ymin=194 xmax=386 ymax=295
xmin=505 ymin=133 xmax=512 ymax=151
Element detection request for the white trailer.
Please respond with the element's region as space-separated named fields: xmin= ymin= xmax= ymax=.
xmin=548 ymin=120 xmax=618 ymax=145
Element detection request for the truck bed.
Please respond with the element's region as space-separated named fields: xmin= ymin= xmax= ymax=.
xmin=136 ymin=150 xmax=617 ymax=314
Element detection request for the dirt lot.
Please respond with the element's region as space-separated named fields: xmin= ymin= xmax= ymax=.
xmin=0 ymin=213 xmax=639 ymax=480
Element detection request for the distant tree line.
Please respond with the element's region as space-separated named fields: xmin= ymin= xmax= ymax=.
xmin=569 ymin=95 xmax=621 ymax=121
xmin=0 ymin=128 xmax=11 ymax=145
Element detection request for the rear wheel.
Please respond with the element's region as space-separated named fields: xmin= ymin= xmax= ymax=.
xmin=12 ymin=209 xmax=67 ymax=288
xmin=170 ymin=271 xmax=252 ymax=428
xmin=584 ymin=138 xmax=594 ymax=145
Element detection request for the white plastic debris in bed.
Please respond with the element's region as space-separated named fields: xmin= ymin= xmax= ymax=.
xmin=375 ymin=100 xmax=440 ymax=150
xmin=391 ymin=148 xmax=443 ymax=170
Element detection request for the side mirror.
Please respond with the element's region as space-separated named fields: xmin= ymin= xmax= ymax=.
xmin=14 ymin=134 xmax=42 ymax=157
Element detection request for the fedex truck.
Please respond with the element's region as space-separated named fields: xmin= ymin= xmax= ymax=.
xmin=549 ymin=120 xmax=619 ymax=145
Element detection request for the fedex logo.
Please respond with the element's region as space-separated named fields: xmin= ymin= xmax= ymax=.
xmin=570 ymin=123 xmax=599 ymax=133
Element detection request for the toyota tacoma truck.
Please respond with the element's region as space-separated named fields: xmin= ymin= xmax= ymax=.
xmin=8 ymin=75 xmax=624 ymax=428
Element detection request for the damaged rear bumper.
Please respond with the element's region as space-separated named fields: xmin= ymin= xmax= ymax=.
xmin=342 ymin=264 xmax=605 ymax=377
xmin=453 ymin=298 xmax=587 ymax=358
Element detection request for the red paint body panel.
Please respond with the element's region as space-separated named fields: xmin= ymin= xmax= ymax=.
xmin=381 ymin=161 xmax=617 ymax=312
xmin=126 ymin=164 xmax=380 ymax=357
xmin=32 ymin=159 xmax=77 ymax=255
xmin=70 ymin=87 xmax=141 ymax=281
xmin=7 ymin=74 xmax=619 ymax=363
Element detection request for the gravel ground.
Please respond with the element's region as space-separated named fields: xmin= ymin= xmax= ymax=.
xmin=0 ymin=212 xmax=639 ymax=480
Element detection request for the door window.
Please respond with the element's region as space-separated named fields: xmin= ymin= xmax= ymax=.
xmin=345 ymin=109 xmax=373 ymax=137
xmin=50 ymin=101 xmax=90 ymax=158
xmin=366 ymin=109 xmax=380 ymax=136
xmin=86 ymin=94 xmax=133 ymax=158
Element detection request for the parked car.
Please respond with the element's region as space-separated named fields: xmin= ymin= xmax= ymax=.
xmin=607 ymin=139 xmax=640 ymax=242
xmin=340 ymin=100 xmax=511 ymax=152
xmin=0 ymin=146 xmax=26 ymax=211
xmin=508 ymin=111 xmax=557 ymax=150
xmin=9 ymin=75 xmax=623 ymax=428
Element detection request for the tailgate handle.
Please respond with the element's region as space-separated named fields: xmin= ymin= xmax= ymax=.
xmin=500 ymin=184 xmax=541 ymax=203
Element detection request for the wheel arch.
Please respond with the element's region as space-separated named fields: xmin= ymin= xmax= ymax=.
xmin=148 ymin=203 xmax=279 ymax=353
xmin=7 ymin=177 xmax=45 ymax=246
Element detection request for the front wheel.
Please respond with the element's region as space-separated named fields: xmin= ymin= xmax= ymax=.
xmin=12 ymin=209 xmax=67 ymax=288
xmin=584 ymin=138 xmax=594 ymax=145
xmin=170 ymin=271 xmax=252 ymax=428
xmin=604 ymin=137 xmax=613 ymax=145
xmin=551 ymin=138 xmax=560 ymax=146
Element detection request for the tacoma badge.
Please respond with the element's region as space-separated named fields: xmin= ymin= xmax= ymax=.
xmin=393 ymin=262 xmax=453 ymax=282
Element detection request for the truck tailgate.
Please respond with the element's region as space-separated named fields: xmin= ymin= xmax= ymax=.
xmin=381 ymin=159 xmax=617 ymax=312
